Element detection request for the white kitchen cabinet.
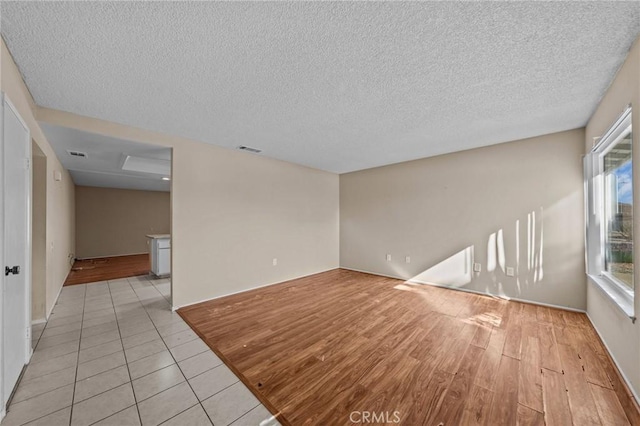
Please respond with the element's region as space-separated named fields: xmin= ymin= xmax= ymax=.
xmin=147 ymin=234 xmax=171 ymax=277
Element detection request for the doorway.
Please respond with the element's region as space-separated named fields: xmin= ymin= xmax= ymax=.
xmin=39 ymin=123 xmax=172 ymax=305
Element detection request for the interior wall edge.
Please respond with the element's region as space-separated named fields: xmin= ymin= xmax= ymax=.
xmin=44 ymin=280 xmax=63 ymax=321
xmin=586 ymin=311 xmax=640 ymax=407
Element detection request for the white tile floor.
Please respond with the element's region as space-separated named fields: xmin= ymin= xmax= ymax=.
xmin=3 ymin=275 xmax=280 ymax=426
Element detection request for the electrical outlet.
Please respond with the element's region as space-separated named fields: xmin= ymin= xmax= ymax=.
xmin=405 ymin=256 xmax=411 ymax=264
xmin=386 ymin=254 xmax=392 ymax=262
xmin=473 ymin=263 xmax=481 ymax=272
xmin=506 ymin=267 xmax=515 ymax=277
xmin=272 ymin=258 xmax=278 ymax=266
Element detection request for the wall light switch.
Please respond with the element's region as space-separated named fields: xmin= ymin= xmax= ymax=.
xmin=272 ymin=258 xmax=278 ymax=266
xmin=506 ymin=267 xmax=515 ymax=277
xmin=405 ymin=256 xmax=411 ymax=264
xmin=473 ymin=263 xmax=481 ymax=272
xmin=386 ymin=254 xmax=392 ymax=262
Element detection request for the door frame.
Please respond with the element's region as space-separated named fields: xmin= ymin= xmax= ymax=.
xmin=0 ymin=92 xmax=33 ymax=419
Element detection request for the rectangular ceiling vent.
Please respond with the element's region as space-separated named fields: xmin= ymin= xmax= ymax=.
xmin=67 ymin=150 xmax=88 ymax=159
xmin=237 ymin=145 xmax=262 ymax=154
xmin=122 ymin=155 xmax=171 ymax=175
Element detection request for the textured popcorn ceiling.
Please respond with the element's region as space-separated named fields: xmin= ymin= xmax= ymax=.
xmin=2 ymin=2 xmax=639 ymax=173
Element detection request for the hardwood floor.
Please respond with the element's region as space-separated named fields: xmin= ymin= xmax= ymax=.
xmin=63 ymin=253 xmax=150 ymax=286
xmin=178 ymin=269 xmax=640 ymax=426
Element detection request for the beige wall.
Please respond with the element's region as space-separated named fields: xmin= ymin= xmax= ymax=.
xmin=585 ymin=37 xmax=640 ymax=399
xmin=1 ymin=40 xmax=76 ymax=319
xmin=37 ymin=108 xmax=340 ymax=308
xmin=31 ymin=143 xmax=47 ymax=321
xmin=341 ymin=128 xmax=586 ymax=310
xmin=76 ymin=186 xmax=170 ymax=259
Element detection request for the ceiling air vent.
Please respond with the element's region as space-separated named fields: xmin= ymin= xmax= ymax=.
xmin=237 ymin=146 xmax=262 ymax=154
xmin=67 ymin=150 xmax=88 ymax=159
xmin=122 ymin=155 xmax=170 ymax=175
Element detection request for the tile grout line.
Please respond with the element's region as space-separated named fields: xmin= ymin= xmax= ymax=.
xmin=22 ymin=346 xmax=79 ymax=371
xmin=184 ymin=360 xmax=234 ymax=383
xmin=9 ymin=405 xmax=71 ymax=426
xmin=68 ymin=283 xmax=88 ymax=426
xmin=107 ymin=278 xmax=144 ymax=426
xmin=9 ymin=369 xmax=77 ymax=406
xmin=129 ymin=366 xmax=186 ymax=403
xmin=36 ymin=321 xmax=81 ymax=336
xmin=73 ymin=380 xmax=129 ymax=406
xmin=227 ymin=401 xmax=262 ymax=426
xmin=196 ymin=381 xmax=239 ymax=404
xmin=76 ymin=346 xmax=123 ymax=369
xmin=156 ymin=402 xmax=201 ymax=425
xmin=130 ymin=276 xmax=217 ymax=426
xmin=85 ymin=403 xmax=137 ymax=426
xmin=30 ymin=335 xmax=82 ymax=352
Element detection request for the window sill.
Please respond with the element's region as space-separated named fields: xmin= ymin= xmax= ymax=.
xmin=588 ymin=274 xmax=636 ymax=322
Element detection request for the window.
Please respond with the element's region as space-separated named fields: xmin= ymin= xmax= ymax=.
xmin=585 ymin=107 xmax=634 ymax=318
xmin=602 ymin=133 xmax=633 ymax=289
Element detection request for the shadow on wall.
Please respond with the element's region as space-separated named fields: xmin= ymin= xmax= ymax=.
xmin=406 ymin=208 xmax=545 ymax=299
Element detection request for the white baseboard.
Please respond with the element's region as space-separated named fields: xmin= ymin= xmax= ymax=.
xmin=341 ymin=267 xmax=586 ymax=312
xmin=505 ymin=295 xmax=585 ymax=313
xmin=45 ymin=282 xmax=64 ymax=320
xmin=76 ymin=252 xmax=148 ymax=260
xmin=173 ymin=267 xmax=340 ymax=310
xmin=31 ymin=318 xmax=46 ymax=325
xmin=586 ymin=312 xmax=640 ymax=405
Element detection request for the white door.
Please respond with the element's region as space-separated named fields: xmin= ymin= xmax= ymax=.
xmin=2 ymin=95 xmax=31 ymax=407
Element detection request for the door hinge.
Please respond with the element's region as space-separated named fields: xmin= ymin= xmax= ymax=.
xmin=26 ymin=327 xmax=30 ymax=340
xmin=25 ymin=158 xmax=30 ymax=170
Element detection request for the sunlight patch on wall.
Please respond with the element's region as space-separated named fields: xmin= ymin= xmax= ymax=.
xmin=487 ymin=233 xmax=496 ymax=272
xmin=397 ymin=207 xmax=546 ymax=298
xmin=411 ymin=246 xmax=474 ymax=288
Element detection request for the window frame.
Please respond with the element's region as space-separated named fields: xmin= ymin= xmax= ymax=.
xmin=586 ymin=106 xmax=635 ymax=319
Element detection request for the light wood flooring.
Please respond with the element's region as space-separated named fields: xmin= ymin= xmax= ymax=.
xmin=64 ymin=254 xmax=150 ymax=286
xmin=178 ymin=269 xmax=640 ymax=425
